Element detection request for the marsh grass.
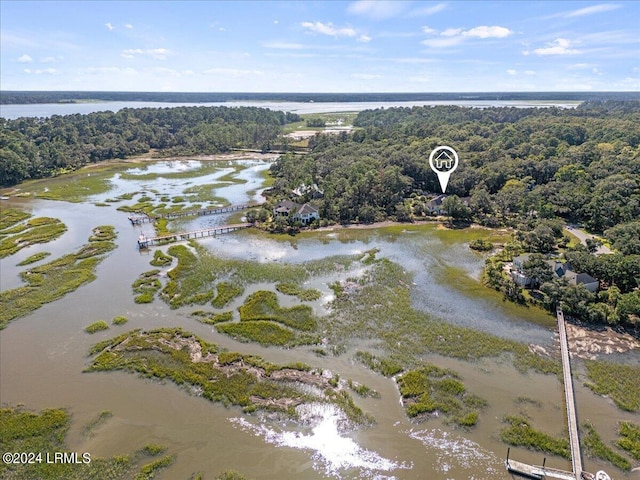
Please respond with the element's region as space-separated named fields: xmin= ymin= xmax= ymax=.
xmin=87 ymin=328 xmax=367 ymax=423
xmin=160 ymin=243 xmax=359 ymax=310
xmin=132 ymin=270 xmax=162 ymax=304
xmin=584 ymin=360 xmax=640 ymax=412
xmin=0 ymin=208 xmax=32 ymax=230
xmin=582 ymin=422 xmax=631 ymax=471
xmin=113 ymin=316 xmax=128 ymax=326
xmin=17 ymin=162 xmax=139 ymax=202
xmin=439 ymin=265 xmax=554 ymax=327
xmin=82 ymin=410 xmax=112 ymax=437
xmin=396 ymin=364 xmax=486 ymax=427
xmin=354 ymin=351 xmax=404 ymax=377
xmin=276 ymin=283 xmax=322 ymax=301
xmin=0 ymin=217 xmax=67 ymax=257
xmin=326 ymin=259 xmax=560 ymax=375
xmin=150 ymin=249 xmax=172 ymax=267
xmin=182 ymin=184 xmax=228 ymax=204
xmin=193 ymin=311 xmax=234 ymax=324
xmin=0 ymin=226 xmax=117 ymax=329
xmin=134 ymin=454 xmax=175 ymax=480
xmin=17 ymin=251 xmax=51 ymax=266
xmin=212 ymin=282 xmax=244 ymax=308
xmin=500 ymin=414 xmax=570 ymax=459
xmin=238 ymin=290 xmax=317 ymax=331
xmin=85 ymin=320 xmax=110 ymax=334
xmin=617 ymin=421 xmax=640 ymax=461
xmin=0 ymin=405 xmax=167 ymax=479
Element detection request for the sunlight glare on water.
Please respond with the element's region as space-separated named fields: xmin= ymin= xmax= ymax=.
xmin=230 ymin=403 xmax=410 ymax=478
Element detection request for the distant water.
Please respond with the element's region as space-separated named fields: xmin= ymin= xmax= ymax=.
xmin=0 ymin=99 xmax=581 ymax=120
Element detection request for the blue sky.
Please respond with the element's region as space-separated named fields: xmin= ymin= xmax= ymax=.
xmin=1 ymin=1 xmax=639 ymax=92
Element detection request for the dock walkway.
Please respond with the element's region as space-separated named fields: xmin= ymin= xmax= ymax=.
xmin=137 ymin=223 xmax=251 ymax=248
xmin=557 ymin=306 xmax=583 ymax=478
xmin=506 ymin=306 xmax=610 ymax=480
xmin=128 ymin=203 xmax=260 ymax=225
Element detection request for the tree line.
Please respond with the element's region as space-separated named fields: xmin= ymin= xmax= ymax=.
xmin=268 ymin=101 xmax=640 ymax=327
xmin=0 ymin=106 xmax=301 ymax=186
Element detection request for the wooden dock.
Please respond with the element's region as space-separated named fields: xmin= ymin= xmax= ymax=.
xmin=506 ymin=307 xmax=611 ymax=480
xmin=137 ymin=223 xmax=251 ymax=248
xmin=557 ymin=306 xmax=583 ymax=478
xmin=128 ymin=203 xmax=260 ymax=225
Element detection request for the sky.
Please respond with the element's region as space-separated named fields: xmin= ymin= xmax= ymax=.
xmin=1 ymin=0 xmax=639 ymax=92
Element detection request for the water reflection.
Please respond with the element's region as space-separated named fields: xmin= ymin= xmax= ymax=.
xmin=231 ymin=404 xmax=410 ymax=479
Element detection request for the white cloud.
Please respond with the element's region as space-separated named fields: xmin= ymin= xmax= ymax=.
xmin=40 ymin=56 xmax=62 ymax=63
xmin=358 ymin=34 xmax=372 ymax=43
xmin=524 ymin=70 xmax=536 ymax=75
xmin=351 ymin=73 xmax=382 ymax=79
xmin=569 ymin=63 xmax=591 ymax=69
xmin=533 ymin=38 xmax=580 ymax=56
xmin=463 ymin=26 xmax=512 ymax=39
xmin=422 ymin=25 xmax=512 ymax=48
xmin=566 ymin=3 xmax=621 ymax=17
xmin=274 ymin=20 xmax=279 ymax=24
xmin=347 ymin=1 xmax=408 ymax=20
xmin=506 ymin=69 xmax=517 ymax=75
xmin=203 ymin=68 xmax=263 ymax=77
xmin=301 ymin=21 xmax=356 ymax=37
xmin=422 ymin=36 xmax=464 ymax=48
xmin=125 ymin=23 xmax=133 ymax=29
xmin=441 ymin=28 xmax=462 ymax=37
xmin=121 ymin=48 xmax=170 ymax=59
xmin=18 ymin=54 xmax=33 ymax=63
xmin=105 ymin=22 xmax=114 ymax=31
xmin=412 ymin=3 xmax=447 ymax=16
xmin=23 ymin=67 xmax=58 ymax=75
xmin=263 ymin=41 xmax=306 ymax=50
xmin=85 ymin=66 xmax=138 ymax=75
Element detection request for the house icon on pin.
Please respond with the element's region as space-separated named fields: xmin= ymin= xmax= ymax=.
xmin=434 ymin=150 xmax=454 ymax=169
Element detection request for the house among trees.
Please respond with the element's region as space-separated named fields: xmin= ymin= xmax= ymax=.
xmin=273 ymin=200 xmax=320 ymax=225
xmin=427 ymin=194 xmax=448 ymax=215
xmin=511 ymin=253 xmax=599 ymax=292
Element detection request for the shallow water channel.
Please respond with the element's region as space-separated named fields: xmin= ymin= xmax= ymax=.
xmin=1 ymin=158 xmax=637 ymax=480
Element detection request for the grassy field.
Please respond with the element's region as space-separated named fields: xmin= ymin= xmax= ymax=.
xmin=0 ymin=226 xmax=117 ymax=329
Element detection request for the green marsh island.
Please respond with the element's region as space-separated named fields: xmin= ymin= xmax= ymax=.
xmin=1 ymin=102 xmax=639 ymax=479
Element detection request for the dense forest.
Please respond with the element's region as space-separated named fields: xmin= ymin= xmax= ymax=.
xmin=0 ymin=106 xmax=300 ymax=186
xmin=269 ymin=101 xmax=640 ymax=328
xmin=271 ymin=101 xmax=640 ymax=232
xmin=2 ymin=90 xmax=636 ymax=105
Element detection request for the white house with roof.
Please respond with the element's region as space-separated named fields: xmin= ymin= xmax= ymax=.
xmin=273 ymin=200 xmax=319 ymax=225
xmin=427 ymin=194 xmax=448 ymax=215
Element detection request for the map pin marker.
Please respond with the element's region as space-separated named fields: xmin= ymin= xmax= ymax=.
xmin=429 ymin=146 xmax=459 ymax=193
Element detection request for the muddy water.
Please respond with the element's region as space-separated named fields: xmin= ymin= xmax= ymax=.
xmin=1 ymin=159 xmax=638 ymax=480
